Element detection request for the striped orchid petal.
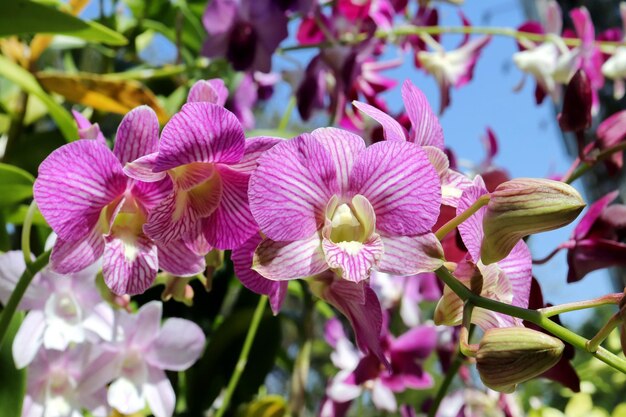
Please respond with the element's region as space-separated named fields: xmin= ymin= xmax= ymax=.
xmin=312 ymin=127 xmax=366 ymax=194
xmin=249 ymin=134 xmax=339 ymax=241
xmin=232 ymin=234 xmax=288 ymax=314
xmin=50 ymin=225 xmax=106 ymax=274
xmin=187 ymin=79 xmax=228 ymax=105
xmin=124 ymin=153 xmax=167 ymax=183
xmin=401 ymin=80 xmax=445 ymax=149
xmin=203 ymin=165 xmax=257 ymax=249
xmin=497 ymin=241 xmax=532 ymax=309
xmin=322 ymin=235 xmax=384 ymax=283
xmin=114 ymin=106 xmax=160 ymax=165
xmin=441 ymin=170 xmax=473 ymax=208
xmin=352 ymin=101 xmax=407 ymax=142
xmin=155 ymin=103 xmax=245 ymax=171
xmin=157 ymin=239 xmax=206 ymax=277
xmin=229 ymin=136 xmax=282 ymax=173
xmin=72 ymin=110 xmax=107 ymax=143
xmin=143 ymin=190 xmax=202 ymax=245
xmin=456 ymin=177 xmax=489 ymax=262
xmin=34 ymin=140 xmax=128 ymax=242
xmin=376 ymin=233 xmax=444 ymax=276
xmin=131 ymin=179 xmax=173 ymax=213
xmin=349 ymin=141 xmax=441 ymax=236
xmin=253 ymin=232 xmax=328 ymax=280
xmin=103 ymin=233 xmax=158 ymax=295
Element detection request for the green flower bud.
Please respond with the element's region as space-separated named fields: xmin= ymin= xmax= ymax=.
xmin=481 ymin=178 xmax=585 ymax=264
xmin=476 ymin=327 xmax=564 ymax=393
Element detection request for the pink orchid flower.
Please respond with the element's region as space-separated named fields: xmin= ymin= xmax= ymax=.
xmin=248 ymin=126 xmax=444 ymax=285
xmin=124 ymin=102 xmax=280 ymax=251
xmin=34 ymin=107 xmax=205 ymax=295
xmin=434 ymin=176 xmax=532 ymax=330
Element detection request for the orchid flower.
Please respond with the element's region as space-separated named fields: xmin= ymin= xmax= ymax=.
xmin=353 ymin=79 xmax=472 ymax=207
xmin=81 ymin=301 xmax=205 ymax=417
xmin=415 ymin=13 xmax=491 ymax=114
xmin=34 ymin=106 xmax=205 ymax=295
xmin=0 ymin=251 xmax=113 ymax=368
xmin=434 ymin=176 xmax=532 ymax=330
xmin=23 ymin=345 xmax=110 ymax=417
xmin=249 ymin=126 xmax=444 ymax=285
xmin=124 ymin=102 xmax=280 ymax=252
xmin=601 ymin=3 xmax=626 ymax=99
xmin=72 ymin=110 xmax=106 ymax=143
xmin=201 ymin=0 xmax=288 ymax=72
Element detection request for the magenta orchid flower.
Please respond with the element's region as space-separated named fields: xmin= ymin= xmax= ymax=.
xmin=415 ymin=13 xmax=491 ymax=114
xmin=201 ymin=0 xmax=288 ymax=72
xmin=434 ymin=176 xmax=532 ymax=330
xmin=24 ymin=345 xmax=110 ymax=417
xmin=597 ymin=110 xmax=626 ymax=174
xmin=0 ymin=251 xmax=113 ymax=368
xmin=82 ymin=301 xmax=205 ymax=417
xmin=72 ymin=110 xmax=107 ymax=143
xmin=249 ymin=126 xmax=444 ymax=285
xmin=34 ymin=106 xmax=205 ymax=295
xmin=124 ymin=102 xmax=280 ymax=252
xmin=187 ymin=79 xmax=229 ymax=105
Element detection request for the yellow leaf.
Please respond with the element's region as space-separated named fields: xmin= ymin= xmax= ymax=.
xmin=238 ymin=395 xmax=287 ymax=417
xmin=36 ymin=72 xmax=169 ymax=124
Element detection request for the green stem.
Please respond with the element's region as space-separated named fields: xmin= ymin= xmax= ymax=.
xmin=0 ymin=250 xmax=51 ymax=348
xmin=214 ymin=295 xmax=267 ymax=417
xmin=539 ymin=294 xmax=622 ymax=317
xmin=278 ymin=97 xmax=296 ymax=132
xmin=586 ymin=312 xmax=623 ymax=353
xmin=435 ymin=195 xmax=490 ymax=240
xmin=434 ymin=267 xmax=626 ymax=373
xmin=279 ymin=25 xmax=625 ymax=53
xmin=427 ymin=354 xmax=464 ymax=417
xmin=564 ymin=141 xmax=626 ymax=184
xmin=21 ymin=201 xmax=37 ymax=266
xmin=459 ymin=302 xmax=477 ymax=357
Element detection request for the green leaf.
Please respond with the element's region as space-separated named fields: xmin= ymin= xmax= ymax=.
xmin=0 ymin=1 xmax=127 ymax=45
xmin=0 ymin=311 xmax=27 ymax=417
xmin=0 ymin=55 xmax=77 ymax=142
xmin=0 ymin=163 xmax=34 ymax=207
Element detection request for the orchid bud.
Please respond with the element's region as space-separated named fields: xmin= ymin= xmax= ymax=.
xmin=481 ymin=178 xmax=585 ymax=264
xmin=476 ymin=327 xmax=564 ymax=393
xmin=558 ymin=69 xmax=592 ymax=133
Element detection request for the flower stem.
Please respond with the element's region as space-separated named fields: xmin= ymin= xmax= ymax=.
xmin=214 ymin=295 xmax=267 ymax=417
xmin=435 ymin=194 xmax=490 ymax=240
xmin=434 ymin=266 xmax=626 ymax=373
xmin=21 ymin=200 xmax=37 ymax=266
xmin=586 ymin=311 xmax=623 ymax=353
xmin=279 ymin=96 xmax=296 ymax=132
xmin=564 ymin=141 xmax=626 ymax=184
xmin=427 ymin=353 xmax=464 ymax=417
xmin=0 ymin=250 xmax=50 ymax=348
xmin=539 ymin=294 xmax=622 ymax=317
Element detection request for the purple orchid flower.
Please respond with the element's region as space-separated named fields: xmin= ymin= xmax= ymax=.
xmin=249 ymin=126 xmax=444 ymax=285
xmin=23 ymin=345 xmax=111 ymax=417
xmin=561 ymin=191 xmax=626 ymax=283
xmin=321 ymin=317 xmax=437 ymax=415
xmin=202 ymin=0 xmax=288 ymax=72
xmin=34 ymin=106 xmax=205 ymax=295
xmin=0 ymin=251 xmax=113 ymax=368
xmin=81 ymin=301 xmax=205 ymax=417
xmin=434 ymin=176 xmax=532 ymax=330
xmin=72 ymin=110 xmax=107 ymax=143
xmin=187 ymin=79 xmax=229 ymax=105
xmin=124 ymin=102 xmax=280 ymax=252
xmin=596 ymin=110 xmax=626 ymax=174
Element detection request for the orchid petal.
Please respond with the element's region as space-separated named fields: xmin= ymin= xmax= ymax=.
xmin=114 ymin=106 xmax=160 ymax=165
xmin=146 ymin=318 xmax=205 ymax=371
xmin=232 ymin=234 xmax=288 ymax=314
xmin=350 ymin=141 xmax=441 ymax=236
xmin=102 ymin=233 xmax=158 ymax=295
xmin=107 ymin=377 xmax=145 ymax=415
xmin=498 ymin=241 xmax=532 ymax=309
xmin=34 ymin=140 xmax=127 ymax=242
xmin=0 ymin=251 xmax=45 ymax=310
xmin=124 ymin=152 xmax=167 ymax=182
xmin=128 ymin=301 xmax=163 ymax=347
xmin=352 ymin=101 xmax=407 ymax=142
xmin=322 ymin=235 xmax=384 ymax=283
xmin=12 ymin=310 xmax=45 ymax=368
xmin=157 ymin=239 xmax=206 ymax=277
xmin=441 ymin=169 xmax=473 ymax=208
xmin=144 ymin=368 xmax=176 ymax=417
xmin=50 ymin=225 xmax=105 ymax=274
xmin=131 ymin=178 xmax=173 ymax=213
xmin=573 ymin=190 xmax=619 ymax=239
xmin=249 ymin=134 xmax=339 ymax=241
xmin=156 ymin=103 xmax=245 ymax=171
xmin=456 ymin=179 xmax=489 ymax=262
xmin=144 ymin=191 xmax=199 ymax=245
xmin=253 ymin=233 xmax=328 ymax=280
xmin=203 ymin=165 xmax=256 ymax=249
xmin=376 ymin=233 xmax=444 ymax=275
xmin=401 ymin=80 xmax=445 ymax=149
xmin=371 ymin=379 xmax=397 ymax=412
xmin=312 ymin=127 xmax=366 ymax=193
xmin=187 ymin=79 xmax=228 ymax=106
xmin=229 ymin=136 xmax=282 ymax=173
xmin=72 ymin=110 xmax=107 ymax=143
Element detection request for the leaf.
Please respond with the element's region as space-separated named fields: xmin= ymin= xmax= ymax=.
xmin=238 ymin=396 xmax=287 ymax=417
xmin=36 ymin=72 xmax=169 ymax=124
xmin=0 ymin=163 xmax=34 ymax=207
xmin=0 ymin=0 xmax=127 ymax=46
xmin=5 ymin=204 xmax=48 ymax=227
xmin=0 ymin=55 xmax=77 ymax=141
xmin=0 ymin=311 xmax=27 ymax=417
